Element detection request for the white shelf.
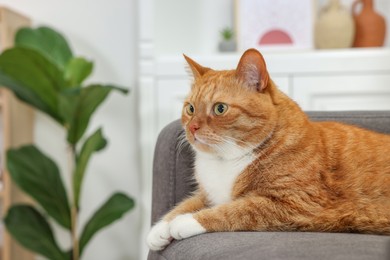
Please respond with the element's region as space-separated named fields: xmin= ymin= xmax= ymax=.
xmin=155 ymin=47 xmax=390 ymax=77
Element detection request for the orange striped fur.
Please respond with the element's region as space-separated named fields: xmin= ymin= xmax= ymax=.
xmin=147 ymin=49 xmax=390 ymax=251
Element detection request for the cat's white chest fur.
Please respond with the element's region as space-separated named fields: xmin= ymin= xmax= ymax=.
xmin=195 ymin=152 xmax=254 ymax=206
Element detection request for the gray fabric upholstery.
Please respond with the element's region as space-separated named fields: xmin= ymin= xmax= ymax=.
xmin=160 ymin=232 xmax=390 ymax=260
xmin=148 ymin=111 xmax=390 ymax=260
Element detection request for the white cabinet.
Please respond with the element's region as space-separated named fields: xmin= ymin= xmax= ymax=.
xmin=292 ymin=74 xmax=390 ymax=111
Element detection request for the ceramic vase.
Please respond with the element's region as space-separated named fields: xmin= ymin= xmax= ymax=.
xmin=218 ymin=40 xmax=237 ymax=52
xmin=315 ymin=0 xmax=355 ymax=49
xmin=352 ymin=0 xmax=386 ymax=47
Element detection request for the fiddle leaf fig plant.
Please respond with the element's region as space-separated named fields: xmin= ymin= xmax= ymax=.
xmin=0 ymin=26 xmax=134 ymax=260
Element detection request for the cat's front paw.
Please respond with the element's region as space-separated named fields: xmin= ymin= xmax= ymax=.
xmin=146 ymin=220 xmax=172 ymax=251
xmin=169 ymin=213 xmax=206 ymax=240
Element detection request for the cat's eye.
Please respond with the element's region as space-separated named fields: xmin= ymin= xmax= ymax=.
xmin=214 ymin=103 xmax=228 ymax=115
xmin=186 ymin=104 xmax=195 ymax=115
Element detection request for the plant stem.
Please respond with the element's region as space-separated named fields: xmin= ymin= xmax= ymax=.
xmin=72 ymin=206 xmax=79 ymax=260
xmin=68 ymin=145 xmax=79 ymax=260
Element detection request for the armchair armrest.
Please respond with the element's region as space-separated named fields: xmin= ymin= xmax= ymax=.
xmin=151 ymin=120 xmax=196 ymax=224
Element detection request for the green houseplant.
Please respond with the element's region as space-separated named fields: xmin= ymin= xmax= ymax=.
xmin=0 ymin=26 xmax=134 ymax=260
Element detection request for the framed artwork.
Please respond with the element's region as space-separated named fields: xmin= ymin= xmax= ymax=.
xmin=235 ymin=0 xmax=316 ymax=51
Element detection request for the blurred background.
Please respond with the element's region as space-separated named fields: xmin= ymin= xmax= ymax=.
xmin=0 ymin=0 xmax=389 ymax=260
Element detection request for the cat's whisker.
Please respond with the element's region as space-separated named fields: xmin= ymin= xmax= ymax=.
xmin=176 ymin=131 xmax=192 ymax=156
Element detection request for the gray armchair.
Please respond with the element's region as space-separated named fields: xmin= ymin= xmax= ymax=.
xmin=148 ymin=111 xmax=390 ymax=260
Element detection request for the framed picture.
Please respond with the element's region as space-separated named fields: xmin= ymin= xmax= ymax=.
xmin=235 ymin=0 xmax=316 ymax=51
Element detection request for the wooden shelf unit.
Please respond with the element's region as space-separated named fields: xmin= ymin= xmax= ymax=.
xmin=0 ymin=7 xmax=35 ymax=260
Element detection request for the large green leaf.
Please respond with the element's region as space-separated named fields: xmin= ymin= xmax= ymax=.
xmin=15 ymin=26 xmax=73 ymax=70
xmin=7 ymin=145 xmax=71 ymax=229
xmin=0 ymin=47 xmax=65 ymax=123
xmin=4 ymin=205 xmax=68 ymax=260
xmin=79 ymin=193 xmax=134 ymax=256
xmin=64 ymin=57 xmax=93 ymax=86
xmin=62 ymin=84 xmax=128 ymax=144
xmin=58 ymin=87 xmax=80 ymax=127
xmin=74 ymin=128 xmax=107 ymax=209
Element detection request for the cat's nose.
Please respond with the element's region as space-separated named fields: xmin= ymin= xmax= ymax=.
xmin=189 ymin=123 xmax=200 ymax=135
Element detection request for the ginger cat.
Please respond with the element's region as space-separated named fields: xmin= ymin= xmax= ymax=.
xmin=147 ymin=48 xmax=390 ymax=251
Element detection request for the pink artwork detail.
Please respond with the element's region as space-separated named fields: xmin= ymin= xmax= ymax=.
xmin=259 ymin=29 xmax=293 ymax=45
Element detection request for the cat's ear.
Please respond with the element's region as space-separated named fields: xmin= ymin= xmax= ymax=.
xmin=236 ymin=48 xmax=270 ymax=92
xmin=183 ymin=54 xmax=210 ymax=79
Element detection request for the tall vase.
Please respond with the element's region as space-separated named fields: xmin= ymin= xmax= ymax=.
xmin=315 ymin=0 xmax=355 ymax=49
xmin=352 ymin=0 xmax=386 ymax=47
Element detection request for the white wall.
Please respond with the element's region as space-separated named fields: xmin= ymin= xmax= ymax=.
xmin=155 ymin=0 xmax=234 ymax=55
xmin=0 ymin=0 xmax=141 ymax=260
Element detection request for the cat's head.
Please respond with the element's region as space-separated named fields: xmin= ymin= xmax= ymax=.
xmin=181 ymin=49 xmax=279 ymax=159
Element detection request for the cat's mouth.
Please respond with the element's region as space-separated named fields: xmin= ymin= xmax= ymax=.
xmin=194 ymin=135 xmax=209 ymax=146
xmin=192 ymin=134 xmax=217 ymax=153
